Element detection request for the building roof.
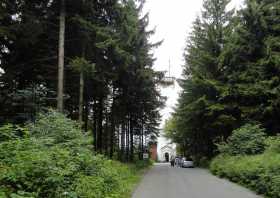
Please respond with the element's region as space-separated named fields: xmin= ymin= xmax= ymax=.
xmin=160 ymin=144 xmax=173 ymax=151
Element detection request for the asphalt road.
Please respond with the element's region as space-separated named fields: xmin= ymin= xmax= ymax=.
xmin=132 ymin=163 xmax=262 ymax=198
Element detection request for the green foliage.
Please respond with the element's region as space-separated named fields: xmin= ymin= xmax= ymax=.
xmin=211 ymin=128 xmax=280 ymax=197
xmin=210 ymin=152 xmax=280 ymax=198
xmin=265 ymin=136 xmax=280 ymax=154
xmin=0 ymin=124 xmax=29 ymax=142
xmin=0 ymin=124 xmax=20 ymax=142
xmin=170 ymin=0 xmax=280 ymax=161
xmin=134 ymin=159 xmax=154 ymax=169
xmin=217 ymin=124 xmax=267 ymax=155
xmin=0 ymin=0 xmax=162 ymax=162
xmin=69 ymin=57 xmax=95 ymax=74
xmin=28 ymin=110 xmax=90 ymax=147
xmin=0 ymin=111 xmax=148 ymax=198
xmin=197 ymin=157 xmax=210 ymax=168
xmin=163 ymin=117 xmax=180 ymax=142
xmin=168 ymin=0 xmax=234 ymax=160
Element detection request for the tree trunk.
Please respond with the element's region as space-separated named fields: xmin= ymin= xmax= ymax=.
xmin=93 ymin=101 xmax=97 ymax=150
xmin=121 ymin=123 xmax=125 ymax=162
xmin=97 ymin=97 xmax=103 ymax=152
xmin=130 ymin=117 xmax=134 ymax=162
xmin=141 ymin=129 xmax=144 ymax=157
xmin=110 ymin=102 xmax=115 ymax=158
xmin=104 ymin=111 xmax=109 ymax=155
xmin=140 ymin=119 xmax=144 ymax=160
xmin=126 ymin=121 xmax=129 ymax=162
xmin=138 ymin=135 xmax=142 ymax=160
xmin=117 ymin=125 xmax=120 ymax=160
xmin=57 ymin=0 xmax=65 ymax=112
xmin=84 ymin=99 xmax=88 ymax=132
xmin=110 ymin=114 xmax=115 ymax=158
xmin=78 ymin=71 xmax=84 ymax=125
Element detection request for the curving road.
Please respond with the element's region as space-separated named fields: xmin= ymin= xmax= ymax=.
xmin=132 ymin=163 xmax=262 ymax=198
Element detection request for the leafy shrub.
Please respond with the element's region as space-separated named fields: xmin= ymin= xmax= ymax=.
xmin=75 ymin=176 xmax=106 ymax=198
xmin=198 ymin=156 xmax=210 ymax=168
xmin=210 ymin=153 xmax=280 ymax=198
xmin=265 ymin=136 xmax=280 ymax=153
xmin=135 ymin=159 xmax=154 ymax=169
xmin=211 ymin=124 xmax=280 ymax=197
xmin=0 ymin=111 xmax=146 ymax=198
xmin=0 ymin=124 xmax=29 ymax=142
xmin=28 ymin=110 xmax=91 ymax=147
xmin=218 ymin=124 xmax=266 ymax=155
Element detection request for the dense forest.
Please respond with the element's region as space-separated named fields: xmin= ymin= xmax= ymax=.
xmin=0 ymin=0 xmax=164 ymax=197
xmin=164 ymin=1 xmax=280 ymax=196
xmin=165 ymin=0 xmax=280 ymax=161
xmin=0 ymin=0 xmax=164 ymax=162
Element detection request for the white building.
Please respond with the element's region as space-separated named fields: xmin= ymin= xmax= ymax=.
xmin=157 ymin=136 xmax=176 ymax=162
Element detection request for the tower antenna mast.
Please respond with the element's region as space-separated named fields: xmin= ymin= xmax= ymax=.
xmin=169 ymin=58 xmax=171 ymax=77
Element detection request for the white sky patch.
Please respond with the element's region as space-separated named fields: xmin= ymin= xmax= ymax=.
xmin=0 ymin=67 xmax=4 ymax=75
xmin=144 ymin=0 xmax=244 ymax=147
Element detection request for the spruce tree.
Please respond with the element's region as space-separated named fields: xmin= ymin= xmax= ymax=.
xmin=259 ymin=0 xmax=280 ymax=134
xmin=170 ymin=0 xmax=280 ymax=160
xmin=172 ymin=0 xmax=234 ymax=159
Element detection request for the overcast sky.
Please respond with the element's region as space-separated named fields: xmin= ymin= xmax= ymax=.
xmin=143 ymin=0 xmax=244 ymax=149
xmin=144 ymin=0 xmax=244 ymax=127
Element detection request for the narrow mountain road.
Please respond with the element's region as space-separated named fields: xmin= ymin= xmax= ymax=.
xmin=132 ymin=163 xmax=262 ymax=198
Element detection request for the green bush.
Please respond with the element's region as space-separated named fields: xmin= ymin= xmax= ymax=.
xmin=197 ymin=156 xmax=210 ymax=168
xmin=134 ymin=159 xmax=154 ymax=169
xmin=265 ymin=136 xmax=280 ymax=153
xmin=210 ymin=153 xmax=280 ymax=197
xmin=217 ymin=124 xmax=267 ymax=155
xmin=0 ymin=124 xmax=29 ymax=142
xmin=28 ymin=110 xmax=91 ymax=148
xmin=211 ymin=131 xmax=280 ymax=198
xmin=0 ymin=111 xmax=146 ymax=198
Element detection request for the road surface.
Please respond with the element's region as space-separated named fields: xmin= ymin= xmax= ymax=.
xmin=132 ymin=163 xmax=262 ymax=198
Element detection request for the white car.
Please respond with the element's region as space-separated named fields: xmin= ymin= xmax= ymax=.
xmin=181 ymin=160 xmax=194 ymax=168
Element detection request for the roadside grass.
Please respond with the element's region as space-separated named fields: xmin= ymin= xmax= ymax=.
xmin=210 ymin=153 xmax=280 ymax=198
xmin=210 ymin=137 xmax=280 ymax=198
xmin=121 ymin=161 xmax=153 ymax=198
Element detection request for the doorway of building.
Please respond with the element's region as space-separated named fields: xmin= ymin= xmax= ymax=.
xmin=165 ymin=152 xmax=169 ymax=162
